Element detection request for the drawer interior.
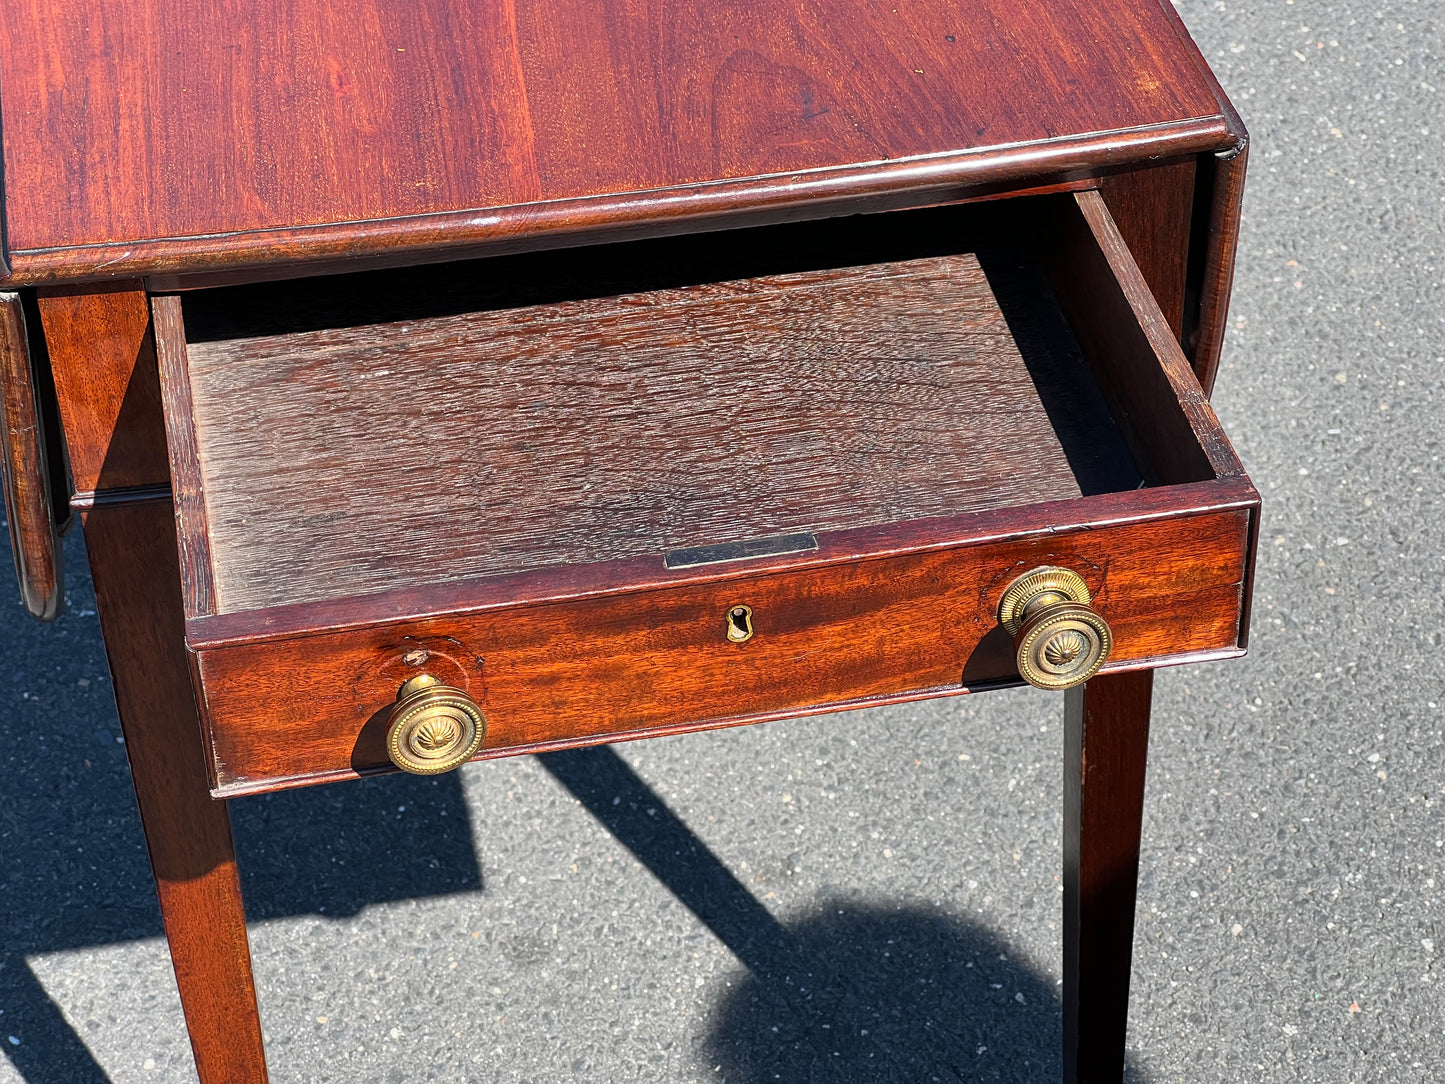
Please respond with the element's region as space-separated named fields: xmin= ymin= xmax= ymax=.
xmin=150 ymin=189 xmax=1257 ymax=796
xmin=157 ymin=192 xmax=1226 ymax=621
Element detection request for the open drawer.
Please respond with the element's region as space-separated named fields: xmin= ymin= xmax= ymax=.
xmin=152 ymin=190 xmax=1258 ymax=797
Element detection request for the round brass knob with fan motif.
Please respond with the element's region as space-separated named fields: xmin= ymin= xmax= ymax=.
xmin=385 ymin=675 xmax=487 ymax=775
xmin=998 ymin=567 xmax=1112 ymax=691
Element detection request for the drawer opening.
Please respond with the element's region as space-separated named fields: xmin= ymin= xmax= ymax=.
xmin=149 ymin=190 xmax=1257 ymax=797
xmin=157 ymin=190 xmax=1233 ymax=621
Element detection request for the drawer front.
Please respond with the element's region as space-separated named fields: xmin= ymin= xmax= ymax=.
xmin=196 ymin=507 xmax=1250 ymax=796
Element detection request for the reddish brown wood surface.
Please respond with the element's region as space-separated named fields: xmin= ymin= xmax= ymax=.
xmin=82 ymin=497 xmax=268 ymax=1083
xmin=1100 ymin=157 xmax=1198 ymax=340
xmin=197 ymin=501 xmax=1250 ymax=795
xmin=0 ymin=0 xmax=1237 ymax=283
xmin=35 ymin=282 xmax=170 ymax=495
xmin=187 ymin=477 xmax=1253 ymax=646
xmin=1153 ymin=0 xmax=1250 ymax=157
xmin=5 ymin=8 xmax=1252 ymax=1079
xmin=151 ymin=189 xmax=1237 ymax=626
xmin=0 ymin=293 xmax=62 ymax=618
xmin=151 ymin=295 xmax=217 ymax=618
xmin=1191 ymin=146 xmax=1249 ymax=396
xmin=1063 ymin=668 xmax=1154 ymax=1084
xmin=1141 ymin=0 xmax=1249 ymax=392
xmin=1048 ymin=190 xmax=1241 ymax=485
xmin=146 ymin=176 xmax=1100 ymax=294
xmin=137 ymin=187 xmax=1260 ymax=795
xmin=167 ymin=245 xmax=1136 ymax=615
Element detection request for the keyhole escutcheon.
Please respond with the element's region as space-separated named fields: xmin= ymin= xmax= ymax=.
xmin=725 ymin=604 xmax=754 ymax=643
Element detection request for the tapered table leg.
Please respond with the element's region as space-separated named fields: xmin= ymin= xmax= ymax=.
xmin=83 ymin=498 xmax=269 ymax=1084
xmin=1062 ymin=669 xmax=1154 ymax=1084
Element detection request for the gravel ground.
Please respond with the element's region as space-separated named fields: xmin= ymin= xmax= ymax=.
xmin=2 ymin=1 xmax=1442 ymax=1080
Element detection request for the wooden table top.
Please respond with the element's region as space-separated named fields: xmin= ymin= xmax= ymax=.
xmin=0 ymin=0 xmax=1240 ymax=285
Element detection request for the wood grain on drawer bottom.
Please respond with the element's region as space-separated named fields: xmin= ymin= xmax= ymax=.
xmin=197 ymin=508 xmax=1249 ymax=796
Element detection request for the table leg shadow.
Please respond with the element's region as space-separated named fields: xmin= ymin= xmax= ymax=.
xmin=0 ymin=531 xmax=483 ymax=1083
xmin=540 ymin=744 xmax=1147 ymax=1083
xmin=3 ymin=528 xmax=1145 ymax=1082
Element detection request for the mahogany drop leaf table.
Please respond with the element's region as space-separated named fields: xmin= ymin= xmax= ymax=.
xmin=0 ymin=2 xmax=1254 ymax=1079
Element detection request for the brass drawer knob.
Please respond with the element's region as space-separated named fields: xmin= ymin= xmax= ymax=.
xmin=385 ymin=675 xmax=486 ymax=775
xmin=999 ymin=567 xmax=1113 ymax=691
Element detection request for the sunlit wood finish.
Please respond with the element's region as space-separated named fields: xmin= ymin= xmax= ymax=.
xmin=0 ymin=0 xmax=1239 ymax=287
xmin=145 ymin=192 xmax=1257 ymax=801
xmin=34 ymin=282 xmax=168 ymax=496
xmin=81 ymin=496 xmax=268 ymax=1084
xmin=1 ymin=2 xmax=1250 ymax=1081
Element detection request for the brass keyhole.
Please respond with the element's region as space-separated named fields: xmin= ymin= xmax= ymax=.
xmin=725 ymin=605 xmax=754 ymax=643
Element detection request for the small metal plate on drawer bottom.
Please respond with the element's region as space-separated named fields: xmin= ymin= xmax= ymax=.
xmin=664 ymin=532 xmax=818 ymax=569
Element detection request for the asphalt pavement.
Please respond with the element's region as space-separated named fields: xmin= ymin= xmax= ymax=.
xmin=1 ymin=0 xmax=1442 ymax=1080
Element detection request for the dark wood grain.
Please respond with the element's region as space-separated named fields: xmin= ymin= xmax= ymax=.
xmin=35 ymin=282 xmax=171 ymax=495
xmin=1063 ymin=668 xmax=1154 ymax=1084
xmin=1191 ymin=146 xmax=1249 ymax=396
xmin=144 ymin=187 xmax=1261 ymax=796
xmin=1045 ymin=190 xmax=1241 ymax=485
xmin=146 ymin=176 xmax=1100 ymax=295
xmin=5 ymin=7 xmax=1254 ymax=1080
xmin=0 ymin=0 xmax=1236 ymax=283
xmin=0 ymin=293 xmax=62 ymax=618
xmin=1153 ymin=0 xmax=1250 ymax=157
xmin=151 ymin=295 xmax=218 ymax=617
xmin=188 ymin=477 xmax=1256 ymax=647
xmin=173 ymin=245 xmax=1137 ymax=615
xmin=24 ymin=291 xmax=74 ymax=540
xmin=1146 ymin=0 xmax=1249 ymax=394
xmin=81 ymin=497 xmax=268 ymax=1083
xmin=1100 ymin=158 xmax=1198 ymax=339
xmin=196 ymin=502 xmax=1250 ymax=795
xmin=164 ymin=191 xmax=1258 ymax=649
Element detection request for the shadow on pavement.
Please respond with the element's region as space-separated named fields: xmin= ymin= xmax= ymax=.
xmin=7 ymin=534 xmax=1138 ymax=1081
xmin=540 ymin=744 xmax=1139 ymax=1083
xmin=0 ymin=533 xmax=482 ymax=1083
xmin=705 ymin=904 xmax=1061 ymax=1084
xmin=230 ymin=773 xmax=480 ymax=922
